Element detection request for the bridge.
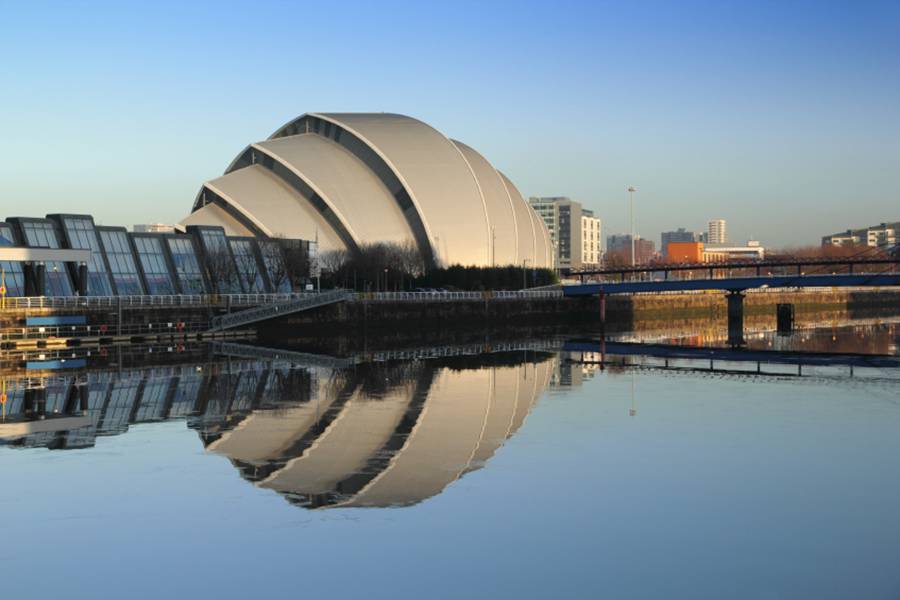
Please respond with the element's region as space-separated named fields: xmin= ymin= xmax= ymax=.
xmin=563 ymin=255 xmax=900 ymax=347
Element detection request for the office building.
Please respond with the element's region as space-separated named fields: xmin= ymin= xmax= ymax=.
xmin=661 ymin=228 xmax=698 ymax=257
xmin=181 ymin=112 xmax=553 ymax=269
xmin=606 ymin=234 xmax=655 ymax=265
xmin=666 ymin=240 xmax=765 ymax=263
xmin=529 ymin=196 xmax=601 ymax=271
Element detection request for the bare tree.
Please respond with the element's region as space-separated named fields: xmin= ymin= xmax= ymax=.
xmin=204 ymin=245 xmax=241 ymax=294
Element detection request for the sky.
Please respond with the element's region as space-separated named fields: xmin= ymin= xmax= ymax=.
xmin=0 ymin=0 xmax=897 ymax=248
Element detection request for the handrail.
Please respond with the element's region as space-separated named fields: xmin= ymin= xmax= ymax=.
xmin=0 ymin=289 xmax=563 ymax=309
xmin=208 ymin=290 xmax=353 ymax=331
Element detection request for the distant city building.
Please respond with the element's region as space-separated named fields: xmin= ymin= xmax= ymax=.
xmin=666 ymin=241 xmax=704 ymax=263
xmin=707 ymin=219 xmax=727 ymax=246
xmin=822 ymin=222 xmax=899 ymax=249
xmin=529 ymin=196 xmax=601 ymax=271
xmin=661 ymin=228 xmax=698 ymax=257
xmin=606 ymin=234 xmax=655 ymax=265
xmin=134 ymin=223 xmax=176 ymax=233
xmin=666 ymin=240 xmax=765 ymax=263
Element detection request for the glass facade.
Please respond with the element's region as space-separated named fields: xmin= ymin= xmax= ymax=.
xmin=133 ymin=376 xmax=173 ymax=422
xmin=0 ymin=223 xmax=25 ymax=296
xmin=132 ymin=236 xmax=177 ymax=295
xmin=258 ymin=240 xmax=292 ymax=293
xmin=98 ymin=228 xmax=145 ymax=295
xmin=197 ymin=228 xmax=242 ymax=293
xmin=59 ymin=216 xmax=114 ymax=296
xmin=165 ymin=236 xmax=207 ymax=295
xmin=1 ymin=214 xmax=309 ymax=297
xmin=17 ymin=220 xmax=74 ymax=296
xmin=98 ymin=376 xmax=142 ymax=436
xmin=230 ymin=238 xmax=268 ymax=293
xmin=168 ymin=374 xmax=205 ymax=418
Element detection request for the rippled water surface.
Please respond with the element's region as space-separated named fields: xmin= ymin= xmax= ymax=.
xmin=2 ymin=326 xmax=900 ymax=599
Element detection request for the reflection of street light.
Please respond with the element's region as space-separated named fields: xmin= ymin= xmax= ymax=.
xmin=627 ymin=186 xmax=637 ymax=267
xmin=629 ymin=369 xmax=637 ymax=417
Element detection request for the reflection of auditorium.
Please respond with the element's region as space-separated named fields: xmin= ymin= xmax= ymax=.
xmin=197 ymin=355 xmax=554 ymax=508
xmin=1 ymin=351 xmax=555 ymax=509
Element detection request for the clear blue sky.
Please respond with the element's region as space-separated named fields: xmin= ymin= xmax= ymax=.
xmin=1 ymin=0 xmax=897 ymax=248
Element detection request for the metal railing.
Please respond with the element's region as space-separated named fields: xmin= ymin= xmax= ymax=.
xmin=0 ymin=320 xmax=211 ymax=342
xmin=0 ymin=289 xmax=563 ymax=311
xmin=354 ymin=290 xmax=563 ymax=302
xmin=0 ymin=292 xmax=314 ymax=310
xmin=208 ymin=290 xmax=353 ymax=331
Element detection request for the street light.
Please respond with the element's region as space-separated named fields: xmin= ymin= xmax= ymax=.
xmin=627 ymin=186 xmax=637 ymax=267
xmin=522 ymin=258 xmax=530 ymax=289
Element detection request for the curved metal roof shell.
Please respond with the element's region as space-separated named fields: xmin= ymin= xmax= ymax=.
xmin=183 ymin=112 xmax=553 ymax=269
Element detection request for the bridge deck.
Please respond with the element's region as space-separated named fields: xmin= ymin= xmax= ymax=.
xmin=564 ymin=273 xmax=900 ymax=295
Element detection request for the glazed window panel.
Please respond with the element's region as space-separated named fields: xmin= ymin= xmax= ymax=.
xmin=19 ymin=221 xmax=74 ymax=296
xmin=166 ymin=237 xmax=207 ymax=295
xmin=199 ymin=230 xmax=242 ymax=293
xmin=99 ymin=230 xmax=145 ymax=295
xmin=229 ymin=239 xmax=267 ymax=293
xmin=258 ymin=240 xmax=292 ymax=293
xmin=0 ymin=223 xmax=25 ymax=296
xmin=133 ymin=237 xmax=176 ymax=295
xmin=62 ymin=218 xmax=114 ymax=296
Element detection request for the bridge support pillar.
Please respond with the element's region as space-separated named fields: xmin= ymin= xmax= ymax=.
xmin=726 ymin=290 xmax=746 ymax=348
xmin=598 ymin=291 xmax=606 ymax=325
xmin=776 ymin=303 xmax=794 ymax=335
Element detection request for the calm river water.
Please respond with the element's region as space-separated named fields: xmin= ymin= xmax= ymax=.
xmin=2 ymin=322 xmax=899 ymax=599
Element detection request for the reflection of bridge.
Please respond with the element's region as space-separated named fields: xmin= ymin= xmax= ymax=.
xmin=564 ymin=257 xmax=900 ymax=347
xmin=562 ymin=339 xmax=900 ymax=380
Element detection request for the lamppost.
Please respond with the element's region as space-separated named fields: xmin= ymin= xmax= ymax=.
xmin=491 ymin=226 xmax=496 ymax=267
xmin=627 ymin=186 xmax=637 ymax=267
xmin=522 ymin=258 xmax=530 ymax=289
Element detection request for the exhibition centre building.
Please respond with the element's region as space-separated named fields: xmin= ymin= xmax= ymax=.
xmin=181 ymin=113 xmax=554 ymax=269
xmin=0 ymin=113 xmax=550 ymax=298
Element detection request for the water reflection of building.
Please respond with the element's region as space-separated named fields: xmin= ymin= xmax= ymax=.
xmin=201 ymin=355 xmax=555 ymax=508
xmin=551 ymin=352 xmax=601 ymax=388
xmin=0 ymin=350 xmax=555 ymax=509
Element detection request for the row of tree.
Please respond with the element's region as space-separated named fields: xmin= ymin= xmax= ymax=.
xmin=319 ymin=242 xmax=557 ymax=291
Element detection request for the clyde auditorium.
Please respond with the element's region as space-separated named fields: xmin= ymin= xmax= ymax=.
xmin=181 ymin=112 xmax=554 ymax=269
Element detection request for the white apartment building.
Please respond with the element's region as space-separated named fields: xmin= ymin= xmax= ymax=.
xmin=707 ymin=219 xmax=727 ymax=246
xmin=529 ymin=196 xmax=601 ymax=271
xmin=823 ymin=222 xmax=899 ymax=249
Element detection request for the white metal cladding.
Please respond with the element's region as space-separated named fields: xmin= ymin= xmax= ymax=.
xmin=498 ymin=171 xmax=537 ymax=266
xmin=254 ymin=135 xmax=414 ymax=248
xmin=184 ymin=112 xmax=551 ymax=268
xmin=192 ymin=165 xmax=347 ymax=253
xmin=179 ymin=202 xmax=253 ymax=237
xmin=451 ymin=140 xmax=518 ymax=267
xmin=311 ymin=113 xmax=491 ymax=266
